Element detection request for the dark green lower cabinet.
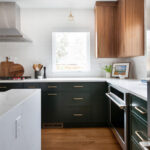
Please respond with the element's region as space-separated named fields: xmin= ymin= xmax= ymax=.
xmin=42 ymin=82 xmax=108 ymax=128
xmin=0 ymin=82 xmax=108 ymax=128
xmin=91 ymin=94 xmax=108 ymax=124
xmin=131 ymin=137 xmax=141 ymax=150
xmin=0 ymin=83 xmax=24 ymax=91
xmin=129 ymin=94 xmax=147 ymax=150
xmin=42 ymin=92 xmax=62 ymax=123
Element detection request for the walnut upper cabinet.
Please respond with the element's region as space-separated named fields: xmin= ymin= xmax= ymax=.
xmin=95 ymin=2 xmax=118 ymax=58
xmin=95 ymin=0 xmax=144 ymax=58
xmin=118 ymin=0 xmax=144 ymax=57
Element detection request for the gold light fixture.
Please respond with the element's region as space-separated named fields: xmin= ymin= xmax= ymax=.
xmin=68 ymin=9 xmax=74 ymax=22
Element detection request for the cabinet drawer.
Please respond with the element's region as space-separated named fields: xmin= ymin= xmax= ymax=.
xmin=62 ymin=92 xmax=91 ymax=106
xmin=42 ymin=92 xmax=62 ymax=123
xmin=131 ymin=137 xmax=142 ymax=150
xmin=8 ymin=83 xmax=24 ymax=89
xmin=0 ymin=83 xmax=9 ymax=91
xmin=41 ymin=83 xmax=60 ymax=92
xmin=61 ymin=83 xmax=90 ymax=92
xmin=64 ymin=106 xmax=91 ymax=123
xmin=131 ymin=95 xmax=147 ymax=123
xmin=131 ymin=113 xmax=147 ymax=143
xmin=24 ymin=83 xmax=40 ymax=89
xmin=87 ymin=82 xmax=107 ymax=93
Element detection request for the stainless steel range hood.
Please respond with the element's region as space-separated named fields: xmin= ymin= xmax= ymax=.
xmin=0 ymin=2 xmax=31 ymax=42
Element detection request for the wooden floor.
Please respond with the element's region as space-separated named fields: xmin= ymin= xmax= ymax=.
xmin=42 ymin=128 xmax=122 ymax=150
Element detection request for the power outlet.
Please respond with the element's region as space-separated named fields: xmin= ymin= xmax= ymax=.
xmin=15 ymin=115 xmax=22 ymax=139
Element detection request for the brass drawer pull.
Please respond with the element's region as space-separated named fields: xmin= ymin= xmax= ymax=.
xmin=73 ymin=114 xmax=84 ymax=117
xmin=48 ymin=93 xmax=57 ymax=96
xmin=73 ymin=86 xmax=84 ymax=88
xmin=73 ymin=98 xmax=84 ymax=101
xmin=48 ymin=86 xmax=57 ymax=88
xmin=0 ymin=86 xmax=7 ymax=89
xmin=135 ymin=131 xmax=145 ymax=142
xmin=134 ymin=106 xmax=147 ymax=115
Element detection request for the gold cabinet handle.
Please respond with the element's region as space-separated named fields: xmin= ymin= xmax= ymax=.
xmin=72 ymin=98 xmax=84 ymax=101
xmin=134 ymin=106 xmax=147 ymax=115
xmin=73 ymin=114 xmax=84 ymax=117
xmin=73 ymin=86 xmax=84 ymax=88
xmin=0 ymin=86 xmax=7 ymax=89
xmin=48 ymin=93 xmax=57 ymax=96
xmin=135 ymin=131 xmax=145 ymax=141
xmin=48 ymin=86 xmax=57 ymax=88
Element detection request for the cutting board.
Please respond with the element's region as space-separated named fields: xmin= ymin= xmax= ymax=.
xmin=0 ymin=57 xmax=24 ymax=77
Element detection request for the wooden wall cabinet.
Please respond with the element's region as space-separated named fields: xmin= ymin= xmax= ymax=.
xmin=95 ymin=2 xmax=118 ymax=58
xmin=118 ymin=0 xmax=144 ymax=57
xmin=95 ymin=0 xmax=144 ymax=58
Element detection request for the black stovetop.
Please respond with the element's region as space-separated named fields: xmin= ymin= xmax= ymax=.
xmin=0 ymin=76 xmax=31 ymax=80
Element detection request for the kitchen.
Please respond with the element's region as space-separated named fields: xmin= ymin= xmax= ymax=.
xmin=0 ymin=0 xmax=149 ymax=150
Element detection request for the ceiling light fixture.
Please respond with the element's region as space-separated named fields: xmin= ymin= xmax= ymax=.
xmin=68 ymin=9 xmax=74 ymax=22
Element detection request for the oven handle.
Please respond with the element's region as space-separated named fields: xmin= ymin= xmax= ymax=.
xmin=106 ymin=93 xmax=126 ymax=109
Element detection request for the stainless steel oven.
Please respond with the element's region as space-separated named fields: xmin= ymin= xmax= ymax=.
xmin=106 ymin=85 xmax=129 ymax=150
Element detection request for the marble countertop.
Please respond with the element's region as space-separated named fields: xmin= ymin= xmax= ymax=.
xmin=0 ymin=89 xmax=41 ymax=117
xmin=0 ymin=77 xmax=107 ymax=83
xmin=0 ymin=77 xmax=147 ymax=101
xmin=107 ymin=79 xmax=147 ymax=101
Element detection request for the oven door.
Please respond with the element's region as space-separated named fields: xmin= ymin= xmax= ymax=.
xmin=106 ymin=92 xmax=126 ymax=150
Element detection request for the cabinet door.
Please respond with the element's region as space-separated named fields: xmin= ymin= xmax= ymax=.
xmin=90 ymin=83 xmax=107 ymax=123
xmin=0 ymin=83 xmax=24 ymax=91
xmin=91 ymin=94 xmax=108 ymax=124
xmin=8 ymin=83 xmax=24 ymax=89
xmin=0 ymin=83 xmax=9 ymax=91
xmin=42 ymin=92 xmax=62 ymax=123
xmin=117 ymin=0 xmax=126 ymax=57
xmin=24 ymin=83 xmax=40 ymax=89
xmin=117 ymin=0 xmax=144 ymax=57
xmin=95 ymin=2 xmax=117 ymax=58
xmin=125 ymin=0 xmax=144 ymax=57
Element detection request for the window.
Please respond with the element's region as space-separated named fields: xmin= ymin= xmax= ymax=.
xmin=52 ymin=32 xmax=90 ymax=72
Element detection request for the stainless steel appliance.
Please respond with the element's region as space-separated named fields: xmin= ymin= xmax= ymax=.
xmin=106 ymin=84 xmax=129 ymax=150
xmin=0 ymin=2 xmax=31 ymax=42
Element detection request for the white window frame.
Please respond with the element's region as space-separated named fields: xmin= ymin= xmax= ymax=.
xmin=52 ymin=32 xmax=91 ymax=73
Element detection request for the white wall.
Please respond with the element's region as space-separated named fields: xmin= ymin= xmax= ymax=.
xmin=0 ymin=8 xmax=129 ymax=78
xmin=129 ymin=56 xmax=147 ymax=79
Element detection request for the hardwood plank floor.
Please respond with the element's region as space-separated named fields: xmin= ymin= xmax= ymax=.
xmin=42 ymin=128 xmax=122 ymax=150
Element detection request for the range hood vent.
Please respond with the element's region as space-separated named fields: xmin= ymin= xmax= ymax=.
xmin=0 ymin=2 xmax=31 ymax=42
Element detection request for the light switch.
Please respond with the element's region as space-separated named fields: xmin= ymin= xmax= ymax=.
xmin=15 ymin=115 xmax=22 ymax=139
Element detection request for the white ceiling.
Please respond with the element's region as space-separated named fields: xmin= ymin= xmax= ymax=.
xmin=1 ymin=0 xmax=117 ymax=9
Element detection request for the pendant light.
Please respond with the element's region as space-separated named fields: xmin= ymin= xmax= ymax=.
xmin=68 ymin=9 xmax=74 ymax=22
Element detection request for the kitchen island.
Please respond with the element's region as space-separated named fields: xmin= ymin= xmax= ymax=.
xmin=0 ymin=89 xmax=41 ymax=150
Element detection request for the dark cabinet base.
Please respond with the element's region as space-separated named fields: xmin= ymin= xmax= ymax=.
xmin=0 ymin=82 xmax=108 ymax=128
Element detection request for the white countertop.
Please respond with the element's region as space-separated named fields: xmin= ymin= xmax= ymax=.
xmin=0 ymin=77 xmax=147 ymax=101
xmin=0 ymin=77 xmax=107 ymax=83
xmin=107 ymin=79 xmax=147 ymax=101
xmin=0 ymin=89 xmax=41 ymax=117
